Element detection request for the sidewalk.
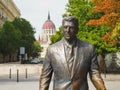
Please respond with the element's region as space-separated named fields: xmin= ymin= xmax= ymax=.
xmin=0 ymin=75 xmax=39 ymax=90
xmin=0 ymin=64 xmax=120 ymax=90
xmin=0 ymin=64 xmax=42 ymax=76
xmin=0 ymin=74 xmax=120 ymax=90
xmin=0 ymin=64 xmax=119 ymax=80
xmin=101 ymin=73 xmax=120 ymax=81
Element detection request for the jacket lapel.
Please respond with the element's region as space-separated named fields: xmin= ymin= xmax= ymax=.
xmin=71 ymin=40 xmax=83 ymax=79
xmin=71 ymin=45 xmax=78 ymax=78
xmin=59 ymin=39 xmax=71 ymax=78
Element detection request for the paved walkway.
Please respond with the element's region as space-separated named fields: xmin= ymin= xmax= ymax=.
xmin=0 ymin=64 xmax=42 ymax=76
xmin=0 ymin=64 xmax=120 ymax=90
xmin=0 ymin=74 xmax=120 ymax=90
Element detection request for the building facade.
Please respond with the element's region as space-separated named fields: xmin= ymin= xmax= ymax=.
xmin=0 ymin=0 xmax=20 ymax=25
xmin=39 ymin=13 xmax=56 ymax=58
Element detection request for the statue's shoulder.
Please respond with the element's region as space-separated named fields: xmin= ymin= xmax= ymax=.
xmin=49 ymin=39 xmax=63 ymax=48
xmin=46 ymin=40 xmax=63 ymax=54
xmin=77 ymin=39 xmax=93 ymax=48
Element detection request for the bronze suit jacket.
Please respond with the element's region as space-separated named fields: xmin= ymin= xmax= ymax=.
xmin=39 ymin=38 xmax=106 ymax=90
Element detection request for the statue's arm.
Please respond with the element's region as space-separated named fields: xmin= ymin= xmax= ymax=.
xmin=39 ymin=48 xmax=53 ymax=90
xmin=89 ymin=48 xmax=106 ymax=90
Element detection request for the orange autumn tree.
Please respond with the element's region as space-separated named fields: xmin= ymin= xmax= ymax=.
xmin=87 ymin=0 xmax=120 ymax=46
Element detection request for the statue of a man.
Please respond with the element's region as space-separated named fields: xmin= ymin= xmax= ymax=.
xmin=39 ymin=16 xmax=106 ymax=90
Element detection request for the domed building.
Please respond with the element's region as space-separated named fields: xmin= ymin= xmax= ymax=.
xmin=39 ymin=13 xmax=56 ymax=58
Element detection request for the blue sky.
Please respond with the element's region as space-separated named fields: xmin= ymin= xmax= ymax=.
xmin=13 ymin=0 xmax=68 ymax=39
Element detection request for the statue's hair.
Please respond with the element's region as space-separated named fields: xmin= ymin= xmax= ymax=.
xmin=62 ymin=16 xmax=79 ymax=29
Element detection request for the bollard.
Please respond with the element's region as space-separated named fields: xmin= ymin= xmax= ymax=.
xmin=26 ymin=68 xmax=27 ymax=79
xmin=104 ymin=68 xmax=106 ymax=78
xmin=17 ymin=69 xmax=19 ymax=82
xmin=9 ymin=68 xmax=11 ymax=79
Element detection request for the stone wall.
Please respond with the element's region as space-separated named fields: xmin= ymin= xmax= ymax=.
xmin=105 ymin=52 xmax=120 ymax=73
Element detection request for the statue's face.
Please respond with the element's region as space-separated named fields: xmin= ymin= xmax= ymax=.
xmin=62 ymin=21 xmax=78 ymax=42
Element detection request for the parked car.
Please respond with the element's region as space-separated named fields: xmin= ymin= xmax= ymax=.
xmin=30 ymin=58 xmax=44 ymax=64
xmin=39 ymin=58 xmax=44 ymax=64
xmin=30 ymin=58 xmax=40 ymax=64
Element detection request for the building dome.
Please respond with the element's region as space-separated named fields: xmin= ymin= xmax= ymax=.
xmin=42 ymin=13 xmax=55 ymax=30
xmin=42 ymin=20 xmax=55 ymax=30
xmin=39 ymin=12 xmax=56 ymax=58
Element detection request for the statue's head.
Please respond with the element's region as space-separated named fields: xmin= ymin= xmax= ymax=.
xmin=62 ymin=16 xmax=79 ymax=42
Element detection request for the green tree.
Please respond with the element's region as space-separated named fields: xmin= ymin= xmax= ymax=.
xmin=64 ymin=0 xmax=104 ymax=32
xmin=64 ymin=0 xmax=116 ymax=54
xmin=12 ymin=18 xmax=35 ymax=57
xmin=87 ymin=0 xmax=120 ymax=51
xmin=50 ymin=27 xmax=63 ymax=44
xmin=32 ymin=41 xmax=43 ymax=57
xmin=0 ymin=21 xmax=22 ymax=62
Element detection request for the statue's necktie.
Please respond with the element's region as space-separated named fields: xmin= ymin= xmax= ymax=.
xmin=67 ymin=46 xmax=74 ymax=74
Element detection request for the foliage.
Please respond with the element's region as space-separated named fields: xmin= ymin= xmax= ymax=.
xmin=32 ymin=41 xmax=43 ymax=57
xmin=77 ymin=26 xmax=118 ymax=54
xmin=12 ymin=18 xmax=36 ymax=57
xmin=102 ymin=22 xmax=120 ymax=47
xmin=87 ymin=0 xmax=120 ymax=48
xmin=0 ymin=18 xmax=42 ymax=62
xmin=50 ymin=0 xmax=120 ymax=54
xmin=0 ymin=21 xmax=22 ymax=58
xmin=50 ymin=27 xmax=63 ymax=44
xmin=63 ymin=0 xmax=113 ymax=54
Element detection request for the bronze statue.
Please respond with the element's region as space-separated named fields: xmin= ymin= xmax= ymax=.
xmin=39 ymin=16 xmax=106 ymax=90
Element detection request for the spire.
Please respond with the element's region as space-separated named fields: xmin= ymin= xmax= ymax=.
xmin=48 ymin=11 xmax=50 ymax=20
